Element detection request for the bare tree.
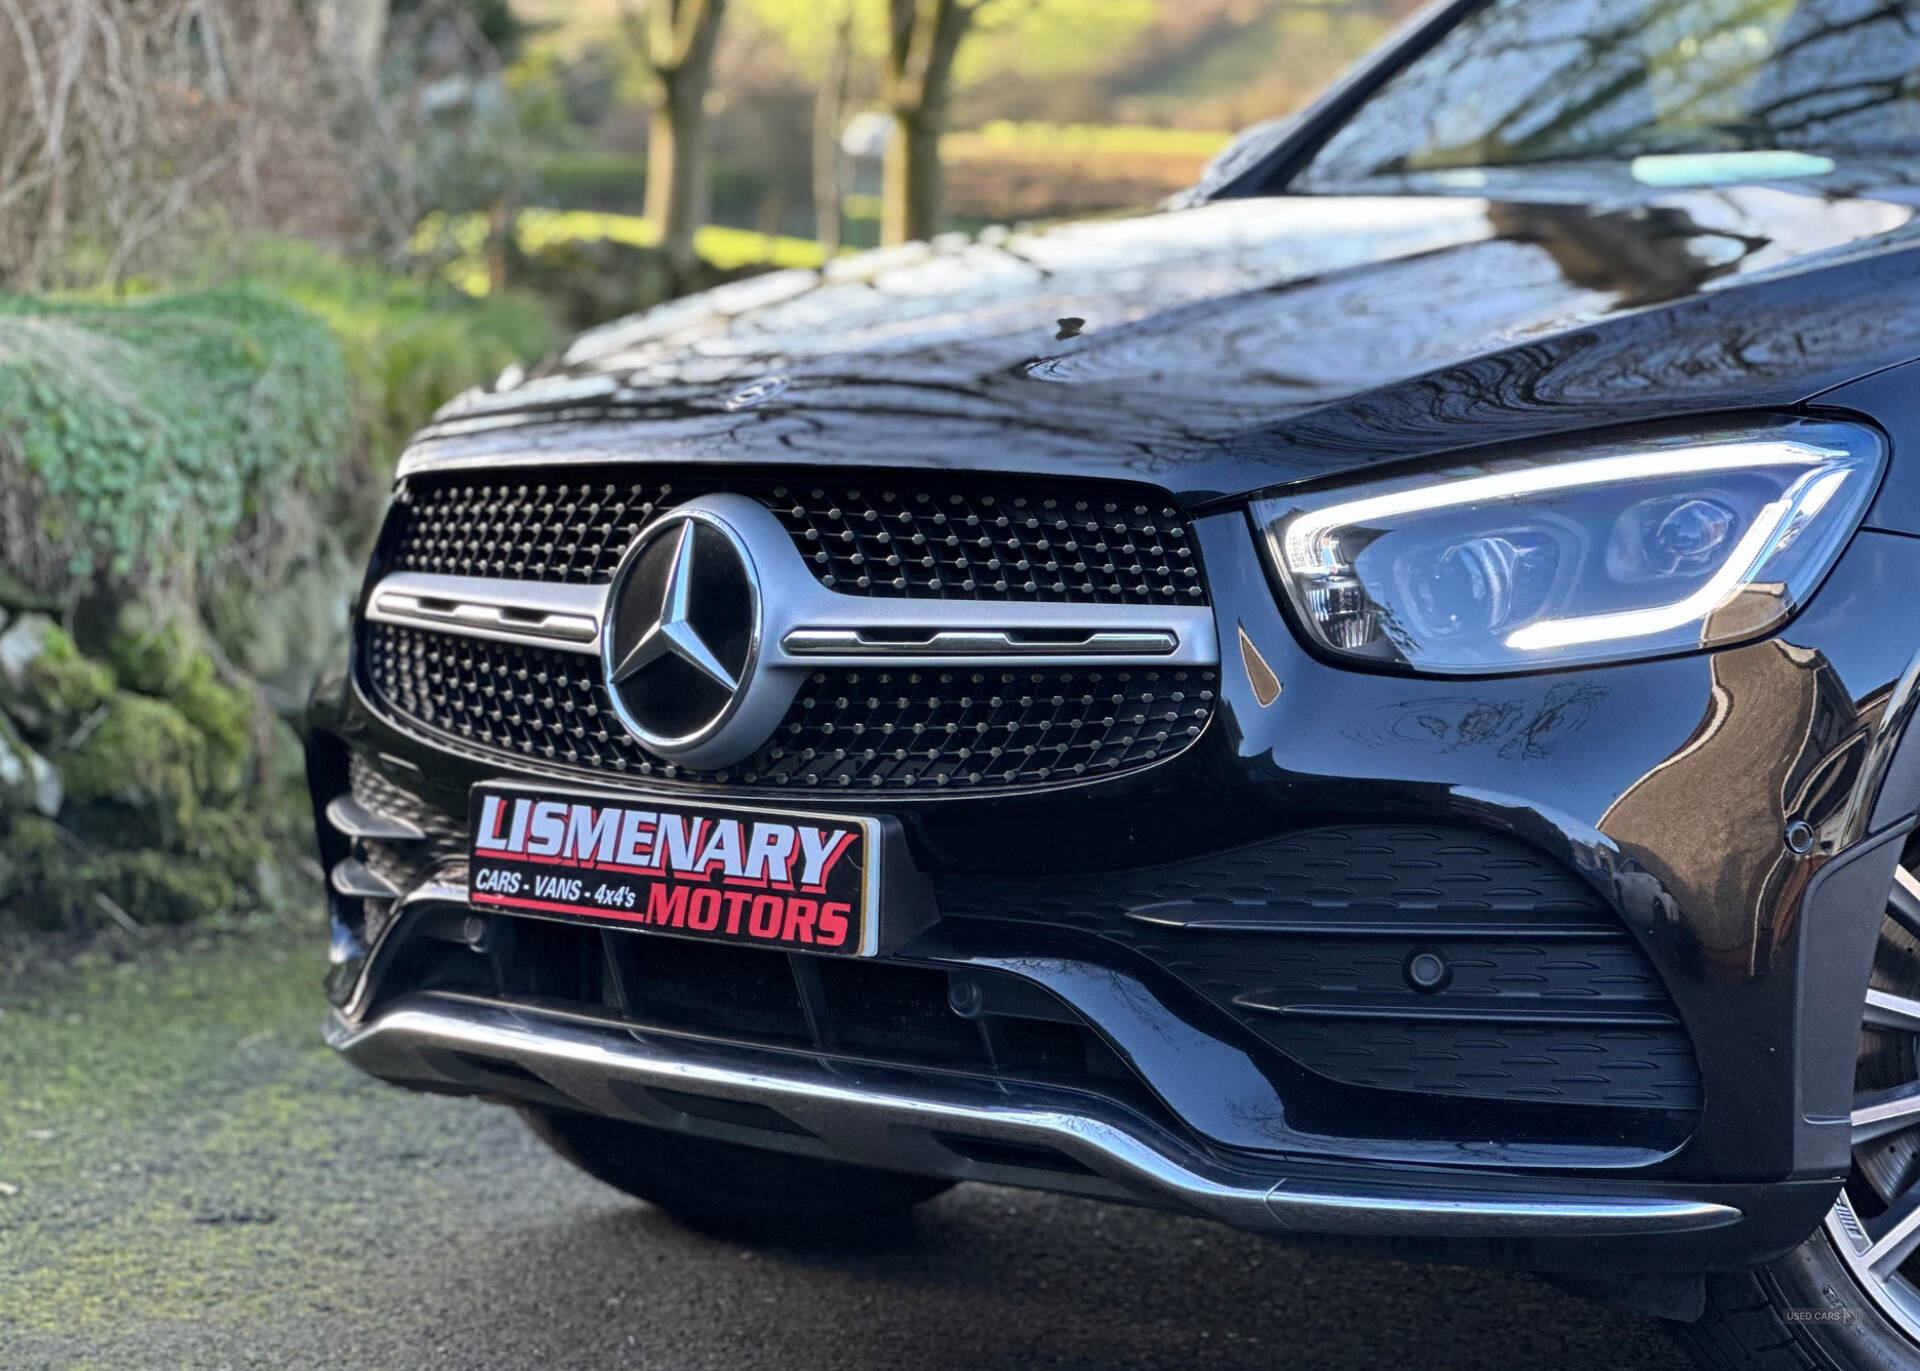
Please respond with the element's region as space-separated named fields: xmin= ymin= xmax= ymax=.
xmin=0 ymin=0 xmax=527 ymax=289
xmin=623 ymin=0 xmax=729 ymax=279
xmin=881 ymin=0 xmax=981 ymax=245
xmin=0 ymin=0 xmax=351 ymax=288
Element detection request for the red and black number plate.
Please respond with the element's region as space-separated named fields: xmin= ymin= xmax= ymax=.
xmin=467 ymin=783 xmax=881 ymax=956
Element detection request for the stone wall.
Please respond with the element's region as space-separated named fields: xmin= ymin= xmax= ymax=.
xmin=0 ymin=602 xmax=310 ymax=930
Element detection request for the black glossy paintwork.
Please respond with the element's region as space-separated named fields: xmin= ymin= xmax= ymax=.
xmin=310 ymin=507 xmax=1920 ymax=1266
xmin=1215 ymin=516 xmax=1920 ymax=1177
xmin=311 ymin=72 xmax=1920 ymax=1268
xmin=1823 ymin=356 xmax=1920 ymax=538
xmin=402 ymin=185 xmax=1920 ymax=509
xmin=318 ymin=519 xmax=1920 ymax=1126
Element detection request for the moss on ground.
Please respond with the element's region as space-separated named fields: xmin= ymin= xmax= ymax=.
xmin=0 ymin=916 xmax=617 ymax=1361
xmin=0 ymin=919 xmax=382 ymax=1335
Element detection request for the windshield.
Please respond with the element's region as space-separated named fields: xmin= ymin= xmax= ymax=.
xmin=1298 ymin=0 xmax=1920 ymax=189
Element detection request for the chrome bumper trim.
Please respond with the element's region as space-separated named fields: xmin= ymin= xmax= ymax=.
xmin=330 ymin=995 xmax=1741 ymax=1241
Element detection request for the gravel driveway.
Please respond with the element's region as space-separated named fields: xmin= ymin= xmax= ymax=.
xmin=0 ymin=921 xmax=1693 ymax=1371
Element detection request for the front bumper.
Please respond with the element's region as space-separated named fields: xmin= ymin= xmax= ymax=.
xmin=331 ymin=994 xmax=1761 ymax=1262
xmin=308 ymin=510 xmax=1920 ymax=1273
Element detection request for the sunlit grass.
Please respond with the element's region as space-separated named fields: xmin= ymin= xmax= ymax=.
xmin=950 ymin=121 xmax=1233 ymax=161
xmin=416 ymin=208 xmax=832 ymax=296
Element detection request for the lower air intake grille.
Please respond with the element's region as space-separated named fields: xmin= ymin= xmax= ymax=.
xmin=362 ymin=621 xmax=1216 ymax=792
xmin=373 ymin=914 xmax=1151 ymax=1111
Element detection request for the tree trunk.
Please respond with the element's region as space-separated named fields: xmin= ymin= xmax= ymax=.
xmin=485 ymin=196 xmax=514 ymax=295
xmin=645 ymin=67 xmax=712 ymax=278
xmin=636 ymin=0 xmax=727 ymax=285
xmin=811 ymin=7 xmax=853 ymax=259
xmin=882 ymin=111 xmax=944 ymax=246
xmin=881 ymin=0 xmax=972 ymax=247
xmin=316 ymin=0 xmax=389 ymax=86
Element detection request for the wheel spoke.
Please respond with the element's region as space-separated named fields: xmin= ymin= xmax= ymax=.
xmin=1856 ymin=1083 xmax=1920 ymax=1144
xmin=1866 ymin=988 xmax=1920 ymax=1035
xmin=1867 ymin=1191 xmax=1920 ymax=1275
xmin=1892 ymin=867 xmax=1920 ymax=939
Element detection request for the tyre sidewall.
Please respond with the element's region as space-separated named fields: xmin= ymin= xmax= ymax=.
xmin=1758 ymin=1225 xmax=1920 ymax=1370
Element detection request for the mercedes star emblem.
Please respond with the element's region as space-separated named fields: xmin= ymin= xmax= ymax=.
xmin=601 ymin=501 xmax=763 ymax=767
xmin=609 ymin=522 xmax=740 ymax=694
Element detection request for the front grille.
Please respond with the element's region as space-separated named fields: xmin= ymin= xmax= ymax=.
xmin=363 ymin=621 xmax=1216 ymax=791
xmin=936 ymin=826 xmax=1703 ymax=1120
xmin=385 ymin=469 xmax=1206 ymax=605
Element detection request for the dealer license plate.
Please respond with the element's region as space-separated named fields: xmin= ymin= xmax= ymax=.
xmin=466 ymin=782 xmax=881 ymax=956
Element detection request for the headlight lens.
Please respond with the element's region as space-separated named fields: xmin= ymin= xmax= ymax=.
xmin=1252 ymin=420 xmax=1885 ymax=674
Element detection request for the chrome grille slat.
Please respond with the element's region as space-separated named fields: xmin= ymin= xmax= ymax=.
xmin=362 ymin=621 xmax=1216 ymax=792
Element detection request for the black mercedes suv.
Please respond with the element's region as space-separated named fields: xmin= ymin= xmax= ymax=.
xmin=306 ymin=2 xmax=1920 ymax=1365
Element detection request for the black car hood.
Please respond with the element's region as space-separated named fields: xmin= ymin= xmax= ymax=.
xmin=403 ymin=184 xmax=1920 ymax=502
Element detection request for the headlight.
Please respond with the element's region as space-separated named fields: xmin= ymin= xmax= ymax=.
xmin=1252 ymin=419 xmax=1885 ymax=674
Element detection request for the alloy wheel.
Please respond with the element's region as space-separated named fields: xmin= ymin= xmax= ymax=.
xmin=1825 ymin=852 xmax=1920 ymax=1342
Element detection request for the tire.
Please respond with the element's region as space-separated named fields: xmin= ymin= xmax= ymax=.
xmin=520 ymin=1106 xmax=954 ymax=1240
xmin=1676 ymin=840 xmax=1920 ymax=1370
xmin=1678 ymin=1234 xmax=1920 ymax=1370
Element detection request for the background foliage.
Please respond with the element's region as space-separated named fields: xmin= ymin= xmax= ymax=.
xmin=0 ymin=289 xmax=349 ymax=589
xmin=0 ymin=234 xmax=558 ymax=935
xmin=0 ymin=0 xmax=1411 ymax=937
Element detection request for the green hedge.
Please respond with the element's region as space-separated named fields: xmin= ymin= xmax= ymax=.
xmin=0 ymin=288 xmax=351 ymax=583
xmin=0 ymin=240 xmax=559 ymax=593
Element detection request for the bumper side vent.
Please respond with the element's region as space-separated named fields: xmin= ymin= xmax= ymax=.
xmin=935 ymin=826 xmax=1704 ymax=1120
xmin=933 ymin=1134 xmax=1097 ymax=1176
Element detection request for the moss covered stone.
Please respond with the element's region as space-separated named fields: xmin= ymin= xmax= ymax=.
xmin=179 ymin=805 xmax=274 ymax=886
xmin=0 ymin=615 xmax=114 ymax=742
xmin=0 ymin=708 xmax=62 ymax=818
xmin=0 ymin=814 xmax=81 ymax=929
xmin=171 ymin=658 xmax=254 ymax=775
xmin=103 ymin=601 xmax=199 ymax=697
xmin=29 ymin=624 xmax=115 ymax=720
xmin=0 ymin=626 xmax=297 ymax=929
xmin=58 ymin=691 xmax=212 ymax=844
xmin=0 ymin=287 xmax=351 ymax=586
xmin=99 ymin=600 xmax=256 ymax=772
